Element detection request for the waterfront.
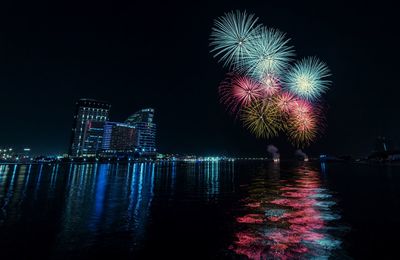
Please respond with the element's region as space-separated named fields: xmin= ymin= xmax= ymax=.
xmin=1 ymin=161 xmax=399 ymax=259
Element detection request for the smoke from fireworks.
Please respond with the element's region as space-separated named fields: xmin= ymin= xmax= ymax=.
xmin=267 ymin=145 xmax=280 ymax=160
xmin=295 ymin=149 xmax=308 ymax=161
xmin=210 ymin=10 xmax=332 ymax=148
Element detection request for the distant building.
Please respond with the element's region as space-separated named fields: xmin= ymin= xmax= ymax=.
xmin=69 ymin=99 xmax=111 ymax=157
xmin=125 ymin=108 xmax=156 ymax=156
xmin=102 ymin=122 xmax=137 ymax=155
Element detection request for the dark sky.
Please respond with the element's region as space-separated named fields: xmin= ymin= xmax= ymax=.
xmin=0 ymin=1 xmax=399 ymax=157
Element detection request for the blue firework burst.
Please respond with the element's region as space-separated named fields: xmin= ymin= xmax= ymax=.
xmin=285 ymin=57 xmax=331 ymax=101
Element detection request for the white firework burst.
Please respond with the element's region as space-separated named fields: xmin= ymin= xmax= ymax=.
xmin=241 ymin=27 xmax=295 ymax=79
xmin=209 ymin=10 xmax=260 ymax=68
xmin=285 ymin=57 xmax=331 ymax=100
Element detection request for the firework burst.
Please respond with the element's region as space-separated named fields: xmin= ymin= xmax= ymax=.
xmin=210 ymin=11 xmax=260 ymax=68
xmin=290 ymin=99 xmax=314 ymax=117
xmin=219 ymin=75 xmax=264 ymax=116
xmin=287 ymin=111 xmax=318 ymax=147
xmin=242 ymin=27 xmax=295 ymax=78
xmin=285 ymin=57 xmax=331 ymax=100
xmin=286 ymin=101 xmax=324 ymax=147
xmin=259 ymin=73 xmax=282 ymax=97
xmin=273 ymin=91 xmax=296 ymax=114
xmin=241 ymin=100 xmax=283 ymax=138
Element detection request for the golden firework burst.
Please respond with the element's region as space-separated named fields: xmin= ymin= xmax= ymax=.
xmin=241 ymin=100 xmax=284 ymax=138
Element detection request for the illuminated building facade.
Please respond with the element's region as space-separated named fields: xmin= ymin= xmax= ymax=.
xmin=102 ymin=122 xmax=137 ymax=155
xmin=82 ymin=121 xmax=106 ymax=157
xmin=125 ymin=108 xmax=156 ymax=156
xmin=69 ymin=99 xmax=111 ymax=157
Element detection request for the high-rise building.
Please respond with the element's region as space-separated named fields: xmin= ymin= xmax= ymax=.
xmin=125 ymin=108 xmax=156 ymax=156
xmin=102 ymin=122 xmax=137 ymax=155
xmin=69 ymin=99 xmax=111 ymax=157
xmin=82 ymin=121 xmax=106 ymax=157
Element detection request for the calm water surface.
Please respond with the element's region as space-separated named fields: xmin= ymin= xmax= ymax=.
xmin=1 ymin=161 xmax=399 ymax=259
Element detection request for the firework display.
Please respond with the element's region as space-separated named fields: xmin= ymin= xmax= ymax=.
xmin=210 ymin=10 xmax=331 ymax=147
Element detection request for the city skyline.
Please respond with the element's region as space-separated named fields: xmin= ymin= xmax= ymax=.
xmin=1 ymin=1 xmax=399 ymax=156
xmin=69 ymin=98 xmax=156 ymax=158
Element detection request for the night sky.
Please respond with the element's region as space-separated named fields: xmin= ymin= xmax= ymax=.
xmin=0 ymin=1 xmax=399 ymax=157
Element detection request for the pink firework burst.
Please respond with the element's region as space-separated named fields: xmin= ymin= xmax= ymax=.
xmin=287 ymin=112 xmax=318 ymax=147
xmin=232 ymin=76 xmax=264 ymax=106
xmin=259 ymin=73 xmax=281 ymax=97
xmin=286 ymin=101 xmax=324 ymax=147
xmin=294 ymin=112 xmax=317 ymax=132
xmin=290 ymin=99 xmax=313 ymax=118
xmin=274 ymin=91 xmax=296 ymax=114
xmin=219 ymin=74 xmax=264 ymax=116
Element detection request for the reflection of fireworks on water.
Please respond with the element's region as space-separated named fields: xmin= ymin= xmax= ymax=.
xmin=229 ymin=167 xmax=346 ymax=259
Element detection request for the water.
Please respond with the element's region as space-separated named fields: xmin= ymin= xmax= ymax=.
xmin=0 ymin=161 xmax=399 ymax=259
